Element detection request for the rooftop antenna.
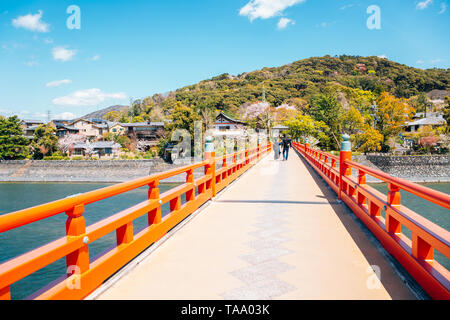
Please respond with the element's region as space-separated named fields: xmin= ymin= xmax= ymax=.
xmin=47 ymin=110 xmax=51 ymax=122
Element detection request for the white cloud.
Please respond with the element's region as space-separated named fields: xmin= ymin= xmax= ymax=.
xmin=240 ymin=0 xmax=306 ymax=21
xmin=54 ymin=112 xmax=76 ymax=120
xmin=439 ymin=2 xmax=447 ymax=13
xmin=90 ymin=54 xmax=101 ymax=61
xmin=52 ymin=47 xmax=76 ymax=62
xmin=416 ymin=0 xmax=433 ymax=10
xmin=44 ymin=38 xmax=53 ymax=44
xmin=378 ymin=54 xmax=388 ymax=59
xmin=431 ymin=58 xmax=443 ymax=63
xmin=277 ymin=18 xmax=294 ymax=29
xmin=416 ymin=60 xmax=425 ymax=64
xmin=46 ymin=79 xmax=72 ymax=87
xmin=12 ymin=10 xmax=49 ymax=32
xmin=52 ymin=88 xmax=127 ymax=107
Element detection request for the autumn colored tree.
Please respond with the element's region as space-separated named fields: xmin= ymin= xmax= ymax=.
xmin=342 ymin=106 xmax=364 ymax=134
xmin=131 ymin=116 xmax=145 ymax=123
xmin=355 ymin=125 xmax=384 ymax=154
xmin=376 ymin=92 xmax=415 ymax=142
xmin=285 ymin=114 xmax=329 ymax=145
xmin=103 ymin=111 xmax=121 ymax=122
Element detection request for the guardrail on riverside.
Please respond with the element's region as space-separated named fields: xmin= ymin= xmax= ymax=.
xmin=293 ymin=137 xmax=450 ymax=300
xmin=0 ymin=138 xmax=272 ymax=300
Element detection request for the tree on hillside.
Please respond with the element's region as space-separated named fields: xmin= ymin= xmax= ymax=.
xmin=342 ymin=106 xmax=364 ymax=134
xmin=375 ymin=92 xmax=415 ymax=143
xmin=31 ymin=124 xmax=59 ymax=159
xmin=285 ymin=114 xmax=329 ymax=146
xmin=104 ymin=111 xmax=121 ymax=122
xmin=354 ymin=125 xmax=384 ymax=154
xmin=167 ymin=102 xmax=201 ymax=136
xmin=444 ymin=96 xmax=450 ymax=132
xmin=309 ymin=93 xmax=343 ymax=148
xmin=131 ymin=116 xmax=145 ymax=123
xmin=0 ymin=115 xmax=29 ymax=160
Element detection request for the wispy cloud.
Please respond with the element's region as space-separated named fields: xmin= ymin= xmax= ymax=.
xmin=12 ymin=10 xmax=49 ymax=32
xmin=52 ymin=47 xmax=76 ymax=62
xmin=24 ymin=60 xmax=39 ymax=67
xmin=46 ymin=79 xmax=72 ymax=87
xmin=277 ymin=18 xmax=294 ymax=29
xmin=90 ymin=54 xmax=101 ymax=61
xmin=52 ymin=88 xmax=127 ymax=107
xmin=340 ymin=4 xmax=355 ymax=10
xmin=416 ymin=0 xmax=433 ymax=10
xmin=439 ymin=2 xmax=447 ymax=13
xmin=0 ymin=108 xmax=47 ymax=120
xmin=239 ymin=0 xmax=306 ymax=21
xmin=54 ymin=112 xmax=77 ymax=120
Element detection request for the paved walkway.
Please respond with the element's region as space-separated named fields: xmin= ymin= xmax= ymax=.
xmin=96 ymin=151 xmax=416 ymax=300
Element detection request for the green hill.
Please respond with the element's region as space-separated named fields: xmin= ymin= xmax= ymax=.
xmin=108 ymin=55 xmax=449 ymax=120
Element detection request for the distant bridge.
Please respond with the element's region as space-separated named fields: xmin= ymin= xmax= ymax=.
xmin=0 ymin=136 xmax=449 ymax=300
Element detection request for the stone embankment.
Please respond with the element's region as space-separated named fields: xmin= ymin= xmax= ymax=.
xmin=353 ymin=155 xmax=450 ymax=183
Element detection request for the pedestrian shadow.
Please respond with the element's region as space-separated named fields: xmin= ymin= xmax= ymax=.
xmin=292 ymin=148 xmax=424 ymax=300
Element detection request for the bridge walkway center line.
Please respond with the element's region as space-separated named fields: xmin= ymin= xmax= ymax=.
xmin=95 ymin=151 xmax=416 ymax=300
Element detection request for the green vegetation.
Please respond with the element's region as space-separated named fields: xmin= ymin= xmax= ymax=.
xmin=31 ymin=124 xmax=59 ymax=159
xmin=102 ymin=55 xmax=448 ymax=154
xmin=0 ymin=116 xmax=29 ymax=160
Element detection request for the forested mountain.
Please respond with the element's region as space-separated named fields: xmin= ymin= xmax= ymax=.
xmin=114 ymin=55 xmax=449 ymax=121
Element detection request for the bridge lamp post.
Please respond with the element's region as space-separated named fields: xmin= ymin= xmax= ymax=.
xmin=338 ymin=134 xmax=352 ymax=202
xmin=204 ymin=136 xmax=216 ymax=197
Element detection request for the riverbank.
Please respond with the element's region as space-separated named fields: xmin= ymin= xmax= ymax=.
xmin=353 ymin=155 xmax=450 ymax=183
xmin=0 ymin=159 xmax=199 ymax=183
xmin=0 ymin=155 xmax=449 ymax=183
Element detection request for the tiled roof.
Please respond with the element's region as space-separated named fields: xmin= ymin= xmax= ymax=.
xmin=121 ymin=122 xmax=165 ymax=127
xmin=407 ymin=116 xmax=446 ymax=126
xmin=74 ymin=141 xmax=121 ymax=149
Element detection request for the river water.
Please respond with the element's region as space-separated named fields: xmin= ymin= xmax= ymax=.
xmin=0 ymin=182 xmax=448 ymax=299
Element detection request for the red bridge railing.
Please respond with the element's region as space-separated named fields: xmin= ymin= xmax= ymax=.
xmin=0 ymin=142 xmax=272 ymax=300
xmin=293 ymin=141 xmax=450 ymax=300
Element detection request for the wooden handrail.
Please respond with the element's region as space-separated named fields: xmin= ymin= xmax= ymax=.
xmin=292 ymin=142 xmax=450 ymax=300
xmin=0 ymin=143 xmax=272 ymax=300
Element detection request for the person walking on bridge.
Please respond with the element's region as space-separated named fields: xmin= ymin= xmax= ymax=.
xmin=281 ymin=134 xmax=292 ymax=161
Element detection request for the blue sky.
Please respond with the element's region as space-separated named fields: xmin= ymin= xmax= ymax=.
xmin=0 ymin=0 xmax=448 ymax=120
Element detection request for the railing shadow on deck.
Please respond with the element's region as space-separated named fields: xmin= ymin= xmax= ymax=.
xmin=292 ymin=147 xmax=430 ymax=300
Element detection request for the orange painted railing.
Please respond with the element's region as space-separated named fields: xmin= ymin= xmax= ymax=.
xmin=292 ymin=142 xmax=450 ymax=300
xmin=0 ymin=143 xmax=272 ymax=300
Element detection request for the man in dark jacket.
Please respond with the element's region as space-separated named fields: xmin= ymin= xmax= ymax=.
xmin=281 ymin=135 xmax=292 ymax=161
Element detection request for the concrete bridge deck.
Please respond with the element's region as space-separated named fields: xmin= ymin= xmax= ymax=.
xmin=93 ymin=152 xmax=416 ymax=300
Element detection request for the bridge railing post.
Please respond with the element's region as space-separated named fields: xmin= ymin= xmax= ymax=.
xmin=304 ymin=139 xmax=309 ymax=158
xmin=186 ymin=169 xmax=195 ymax=202
xmin=148 ymin=180 xmax=161 ymax=225
xmin=65 ymin=204 xmax=90 ymax=279
xmin=204 ymin=136 xmax=216 ymax=198
xmin=339 ymin=134 xmax=352 ymax=201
